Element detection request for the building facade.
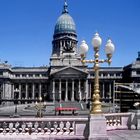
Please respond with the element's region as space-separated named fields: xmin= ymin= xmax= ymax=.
xmin=0 ymin=1 xmax=140 ymax=111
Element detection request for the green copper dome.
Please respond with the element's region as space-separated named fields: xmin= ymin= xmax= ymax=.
xmin=54 ymin=1 xmax=76 ymax=35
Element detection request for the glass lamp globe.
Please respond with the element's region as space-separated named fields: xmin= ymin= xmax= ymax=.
xmin=105 ymin=39 xmax=115 ymax=55
xmin=39 ymin=96 xmax=42 ymax=101
xmin=44 ymin=101 xmax=47 ymax=106
xmin=79 ymin=40 xmax=89 ymax=55
xmin=92 ymin=32 xmax=102 ymax=49
xmin=15 ymin=88 xmax=18 ymax=92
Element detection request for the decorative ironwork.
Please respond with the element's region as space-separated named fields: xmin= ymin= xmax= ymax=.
xmin=35 ymin=96 xmax=47 ymax=117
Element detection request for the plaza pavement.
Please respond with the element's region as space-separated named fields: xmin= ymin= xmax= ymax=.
xmin=0 ymin=105 xmax=140 ymax=140
xmin=108 ymin=130 xmax=140 ymax=140
xmin=0 ymin=103 xmax=90 ymax=116
xmin=0 ymin=103 xmax=55 ymax=117
xmin=0 ymin=102 xmax=115 ymax=117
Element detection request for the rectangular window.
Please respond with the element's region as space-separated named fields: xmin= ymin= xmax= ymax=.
xmin=0 ymin=72 xmax=3 ymax=75
xmin=103 ymin=73 xmax=108 ymax=77
xmin=110 ymin=73 xmax=114 ymax=77
xmin=22 ymin=74 xmax=26 ymax=77
xmin=29 ymin=74 xmax=33 ymax=77
xmin=116 ymin=73 xmax=120 ymax=76
xmin=15 ymin=74 xmax=20 ymax=77
xmin=35 ymin=74 xmax=40 ymax=77
xmin=137 ymin=71 xmax=140 ymax=74
xmin=42 ymin=74 xmax=47 ymax=77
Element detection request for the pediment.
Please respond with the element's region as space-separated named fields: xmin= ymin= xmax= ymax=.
xmin=50 ymin=66 xmax=88 ymax=78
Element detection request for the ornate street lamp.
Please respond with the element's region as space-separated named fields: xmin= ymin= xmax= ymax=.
xmin=35 ymin=96 xmax=47 ymax=117
xmin=80 ymin=32 xmax=115 ymax=114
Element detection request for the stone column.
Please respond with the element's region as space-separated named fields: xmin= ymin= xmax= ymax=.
xmin=102 ymin=83 xmax=105 ymax=102
xmin=78 ymin=80 xmax=81 ymax=101
xmin=85 ymin=80 xmax=89 ymax=103
xmin=60 ymin=41 xmax=62 ymax=55
xmin=89 ymin=82 xmax=91 ymax=99
xmin=2 ymin=83 xmax=6 ymax=99
xmin=89 ymin=82 xmax=92 ymax=110
xmin=52 ymin=80 xmax=55 ymax=102
xmin=71 ymin=79 xmax=75 ymax=101
xmin=2 ymin=83 xmax=5 ymax=99
xmin=32 ymin=83 xmax=35 ymax=101
xmin=4 ymin=82 xmax=12 ymax=99
xmin=59 ymin=79 xmax=62 ymax=101
xmin=39 ymin=83 xmax=42 ymax=97
xmin=3 ymin=82 xmax=12 ymax=106
xmin=19 ymin=84 xmax=21 ymax=99
xmin=65 ymin=80 xmax=68 ymax=101
xmin=64 ymin=41 xmax=65 ymax=48
xmin=11 ymin=84 xmax=14 ymax=99
xmin=113 ymin=80 xmax=115 ymax=112
xmin=25 ymin=84 xmax=28 ymax=99
xmin=109 ymin=83 xmax=112 ymax=101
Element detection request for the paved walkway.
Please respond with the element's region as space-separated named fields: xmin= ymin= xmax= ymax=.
xmin=0 ymin=103 xmax=55 ymax=116
xmin=108 ymin=130 xmax=140 ymax=140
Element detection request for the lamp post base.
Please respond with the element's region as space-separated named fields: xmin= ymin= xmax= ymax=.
xmin=89 ymin=114 xmax=108 ymax=140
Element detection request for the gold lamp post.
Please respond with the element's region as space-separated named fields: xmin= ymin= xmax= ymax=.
xmin=35 ymin=96 xmax=47 ymax=117
xmin=80 ymin=32 xmax=115 ymax=114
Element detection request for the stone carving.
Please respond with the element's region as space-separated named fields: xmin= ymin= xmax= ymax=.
xmin=0 ymin=120 xmax=75 ymax=136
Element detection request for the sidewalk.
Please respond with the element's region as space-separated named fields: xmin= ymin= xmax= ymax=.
xmin=108 ymin=130 xmax=140 ymax=140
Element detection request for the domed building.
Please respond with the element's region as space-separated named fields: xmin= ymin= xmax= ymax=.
xmin=50 ymin=1 xmax=81 ymax=66
xmin=49 ymin=1 xmax=88 ymax=105
xmin=0 ymin=1 xmax=139 ymax=113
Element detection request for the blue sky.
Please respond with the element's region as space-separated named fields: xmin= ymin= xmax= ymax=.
xmin=0 ymin=0 xmax=140 ymax=67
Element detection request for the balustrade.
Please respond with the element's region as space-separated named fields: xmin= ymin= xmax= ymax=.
xmin=0 ymin=121 xmax=74 ymax=135
xmin=105 ymin=112 xmax=132 ymax=130
xmin=0 ymin=112 xmax=138 ymax=138
xmin=0 ymin=117 xmax=87 ymax=138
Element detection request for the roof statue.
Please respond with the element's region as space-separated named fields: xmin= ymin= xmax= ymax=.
xmin=62 ymin=0 xmax=68 ymax=14
xmin=137 ymin=51 xmax=140 ymax=61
